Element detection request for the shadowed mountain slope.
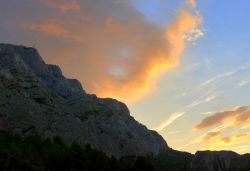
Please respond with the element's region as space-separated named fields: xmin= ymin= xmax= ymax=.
xmin=0 ymin=43 xmax=168 ymax=158
xmin=0 ymin=44 xmax=250 ymax=171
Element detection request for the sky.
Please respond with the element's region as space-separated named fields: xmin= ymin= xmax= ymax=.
xmin=0 ymin=0 xmax=250 ymax=154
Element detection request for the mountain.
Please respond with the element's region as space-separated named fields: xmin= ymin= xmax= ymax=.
xmin=190 ymin=151 xmax=250 ymax=171
xmin=0 ymin=43 xmax=250 ymax=171
xmin=153 ymin=150 xmax=250 ymax=171
xmin=0 ymin=43 xmax=168 ymax=158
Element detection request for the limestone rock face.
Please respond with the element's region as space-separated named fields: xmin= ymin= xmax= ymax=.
xmin=0 ymin=43 xmax=168 ymax=158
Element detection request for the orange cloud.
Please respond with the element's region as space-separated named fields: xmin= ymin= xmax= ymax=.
xmin=42 ymin=0 xmax=80 ymax=12
xmin=234 ymin=111 xmax=250 ymax=126
xmin=201 ymin=131 xmax=222 ymax=142
xmin=165 ymin=9 xmax=202 ymax=67
xmin=81 ymin=6 xmax=202 ymax=101
xmin=187 ymin=0 xmax=197 ymax=8
xmin=11 ymin=0 xmax=202 ymax=101
xmin=194 ymin=106 xmax=249 ymax=130
xmin=219 ymin=134 xmax=249 ymax=145
xmin=204 ymin=133 xmax=250 ymax=152
xmin=220 ymin=137 xmax=232 ymax=144
xmin=195 ymin=106 xmax=250 ymax=152
xmin=29 ymin=22 xmax=84 ymax=42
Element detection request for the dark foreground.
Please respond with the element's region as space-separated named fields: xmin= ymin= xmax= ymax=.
xmin=0 ymin=133 xmax=250 ymax=171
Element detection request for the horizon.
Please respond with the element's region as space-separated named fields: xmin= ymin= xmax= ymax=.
xmin=1 ymin=0 xmax=250 ymax=154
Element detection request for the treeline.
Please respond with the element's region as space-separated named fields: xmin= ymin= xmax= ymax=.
xmin=4 ymin=132 xmax=248 ymax=171
xmin=0 ymin=133 xmax=155 ymax=171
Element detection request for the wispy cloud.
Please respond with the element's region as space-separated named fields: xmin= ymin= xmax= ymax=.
xmin=179 ymin=104 xmax=250 ymax=152
xmin=204 ymin=133 xmax=250 ymax=151
xmin=188 ymin=94 xmax=216 ymax=108
xmin=156 ymin=112 xmax=186 ymax=132
xmin=178 ymin=129 xmax=223 ymax=151
xmin=238 ymin=78 xmax=250 ymax=87
xmin=232 ymin=144 xmax=250 ymax=153
xmin=194 ymin=106 xmax=249 ymax=130
xmin=178 ymin=138 xmax=198 ymax=150
xmin=156 ymin=90 xmax=216 ymax=132
xmin=202 ymin=111 xmax=215 ymax=115
xmin=200 ymin=131 xmax=222 ymax=142
xmin=178 ymin=64 xmax=250 ymax=103
xmin=199 ymin=64 xmax=250 ymax=88
xmin=184 ymin=28 xmax=204 ymax=44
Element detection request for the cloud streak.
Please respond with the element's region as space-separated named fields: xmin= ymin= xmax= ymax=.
xmin=156 ymin=89 xmax=215 ymax=132
xmin=156 ymin=112 xmax=186 ymax=132
xmin=199 ymin=64 xmax=250 ymax=88
xmin=204 ymin=133 xmax=250 ymax=152
xmin=201 ymin=131 xmax=222 ymax=142
xmin=194 ymin=106 xmax=249 ymax=130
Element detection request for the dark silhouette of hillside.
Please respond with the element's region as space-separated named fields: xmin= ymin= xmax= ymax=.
xmin=0 ymin=43 xmax=249 ymax=171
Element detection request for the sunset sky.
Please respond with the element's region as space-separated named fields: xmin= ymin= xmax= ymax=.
xmin=1 ymin=0 xmax=250 ymax=154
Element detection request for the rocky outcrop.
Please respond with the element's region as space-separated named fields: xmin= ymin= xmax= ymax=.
xmin=0 ymin=43 xmax=168 ymax=158
xmin=151 ymin=150 xmax=250 ymax=171
xmin=190 ymin=151 xmax=250 ymax=171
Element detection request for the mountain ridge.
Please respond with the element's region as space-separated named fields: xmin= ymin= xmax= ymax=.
xmin=0 ymin=43 xmax=249 ymax=171
xmin=0 ymin=43 xmax=168 ymax=158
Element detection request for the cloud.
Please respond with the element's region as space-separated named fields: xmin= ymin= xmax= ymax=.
xmin=42 ymin=0 xmax=80 ymax=12
xmin=156 ymin=112 xmax=186 ymax=132
xmin=156 ymin=90 xmax=215 ymax=132
xmin=184 ymin=28 xmax=204 ymax=43
xmin=87 ymin=4 xmax=203 ymax=101
xmin=29 ymin=22 xmax=84 ymax=42
xmin=234 ymin=111 xmax=250 ymax=126
xmin=202 ymin=111 xmax=215 ymax=115
xmin=188 ymin=94 xmax=216 ymax=108
xmin=219 ymin=137 xmax=232 ymax=144
xmin=164 ymin=9 xmax=202 ymax=65
xmin=203 ymin=133 xmax=250 ymax=152
xmin=216 ymin=134 xmax=249 ymax=146
xmin=187 ymin=0 xmax=197 ymax=8
xmin=188 ymin=110 xmax=250 ymax=152
xmin=199 ymin=64 xmax=250 ymax=88
xmin=194 ymin=106 xmax=249 ymax=130
xmin=0 ymin=0 xmax=202 ymax=102
xmin=238 ymin=78 xmax=250 ymax=87
xmin=177 ymin=64 xmax=250 ymax=100
xmin=232 ymin=144 xmax=250 ymax=153
xmin=178 ymin=138 xmax=198 ymax=150
xmin=201 ymin=131 xmax=222 ymax=142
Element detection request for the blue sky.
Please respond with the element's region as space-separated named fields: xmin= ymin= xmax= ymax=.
xmin=130 ymin=0 xmax=250 ymax=153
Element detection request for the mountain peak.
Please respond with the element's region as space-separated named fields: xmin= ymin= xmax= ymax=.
xmin=0 ymin=43 xmax=168 ymax=158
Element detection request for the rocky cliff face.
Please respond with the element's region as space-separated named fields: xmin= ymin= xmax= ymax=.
xmin=0 ymin=43 xmax=168 ymax=158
